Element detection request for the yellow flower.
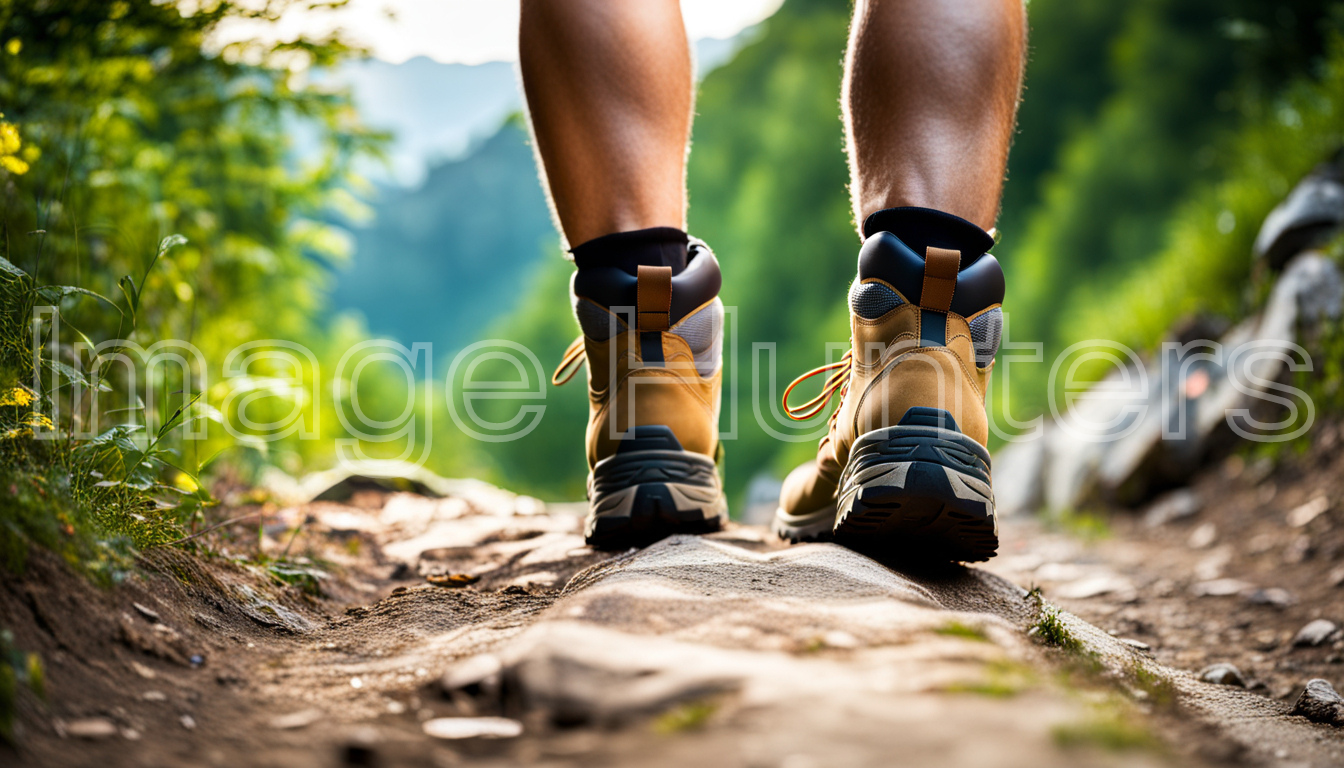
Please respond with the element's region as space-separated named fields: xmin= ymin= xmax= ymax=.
xmin=0 ymin=122 xmax=19 ymax=155
xmin=0 ymin=387 xmax=35 ymax=407
xmin=5 ymin=39 xmax=20 ymax=56
xmin=0 ymin=120 xmax=29 ymax=175
xmin=0 ymin=155 xmax=29 ymax=175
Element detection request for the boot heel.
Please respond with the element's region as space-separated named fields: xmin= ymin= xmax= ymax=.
xmin=833 ymin=407 xmax=997 ymax=562
xmin=586 ymin=426 xmax=727 ymax=549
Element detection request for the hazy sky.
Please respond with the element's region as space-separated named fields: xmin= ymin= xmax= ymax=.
xmin=215 ymin=0 xmax=786 ymax=65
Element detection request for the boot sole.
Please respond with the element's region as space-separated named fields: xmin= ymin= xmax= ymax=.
xmin=586 ymin=447 xmax=727 ymax=550
xmin=774 ymin=408 xmax=998 ymax=562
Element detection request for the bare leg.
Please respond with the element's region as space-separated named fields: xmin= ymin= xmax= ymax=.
xmin=844 ymin=0 xmax=1026 ymax=232
xmin=519 ymin=0 xmax=693 ymax=247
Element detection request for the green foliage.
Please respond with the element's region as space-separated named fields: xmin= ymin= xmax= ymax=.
xmin=652 ymin=700 xmax=718 ymax=734
xmin=1052 ymin=705 xmax=1161 ymax=753
xmin=0 ymin=1 xmax=384 ymax=567
xmin=998 ymin=1 xmax=1344 ymax=424
xmin=1030 ymin=598 xmax=1086 ymax=655
xmin=935 ymin=621 xmax=990 ymax=642
xmin=0 ymin=628 xmax=45 ymax=744
xmin=1046 ymin=508 xmax=1112 ymax=542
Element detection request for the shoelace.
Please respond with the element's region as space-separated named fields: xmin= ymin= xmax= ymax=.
xmin=781 ymin=349 xmax=852 ymax=421
xmin=551 ymin=336 xmax=585 ymax=386
xmin=558 ymin=336 xmax=854 ymax=425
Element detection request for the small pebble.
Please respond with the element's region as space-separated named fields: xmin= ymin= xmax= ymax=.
xmin=180 ymin=714 xmax=197 ymax=730
xmin=1291 ymin=679 xmax=1344 ymax=725
xmin=132 ymin=602 xmax=161 ymax=623
xmin=422 ymin=716 xmax=522 ymax=740
xmin=1198 ymin=663 xmax=1246 ymax=687
xmin=1243 ymin=588 xmax=1296 ymax=609
xmin=64 ymin=718 xmax=118 ymax=739
xmin=1293 ymin=620 xmax=1340 ymax=648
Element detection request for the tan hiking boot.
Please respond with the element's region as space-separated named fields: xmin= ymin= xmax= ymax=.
xmin=553 ymin=234 xmax=727 ymax=548
xmin=773 ymin=208 xmax=1004 ymax=562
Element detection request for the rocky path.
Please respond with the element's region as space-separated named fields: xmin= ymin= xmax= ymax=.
xmin=5 ymin=470 xmax=1344 ymax=767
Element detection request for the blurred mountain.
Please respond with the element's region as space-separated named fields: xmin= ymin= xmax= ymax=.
xmin=330 ymin=117 xmax=555 ymax=351
xmin=327 ymin=32 xmax=757 ymax=356
xmin=332 ymin=58 xmax=521 ymax=187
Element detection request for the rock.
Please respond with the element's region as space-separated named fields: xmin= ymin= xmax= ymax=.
xmin=129 ymin=661 xmax=157 ymax=679
xmin=1187 ymin=522 xmax=1218 ymax=549
xmin=1330 ymin=565 xmax=1344 ymax=588
xmin=1192 ymin=578 xmax=1252 ymax=597
xmin=1253 ymin=151 xmax=1344 ymax=270
xmin=1293 ymin=620 xmax=1340 ymax=647
xmin=1143 ymin=489 xmax=1202 ymax=528
xmin=270 ymin=709 xmax=324 ymax=730
xmin=1243 ymin=588 xmax=1296 ymax=609
xmin=1290 ymin=679 xmax=1344 ymax=725
xmin=1199 ymin=663 xmax=1246 ymax=687
xmin=1287 ymin=495 xmax=1330 ymax=528
xmin=1054 ymin=574 xmax=1135 ymax=600
xmin=990 ymin=437 xmax=1046 ymax=517
xmin=180 ymin=714 xmax=197 ymax=729
xmin=132 ymin=602 xmax=161 ymax=623
xmin=421 ymin=717 xmax=523 ymax=740
xmin=141 ymin=690 xmax=167 ymax=702
xmin=64 ymin=717 xmax=118 ymax=739
xmin=440 ymin=654 xmax=502 ymax=693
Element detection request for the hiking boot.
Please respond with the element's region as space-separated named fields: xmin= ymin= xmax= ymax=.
xmin=773 ymin=207 xmax=1004 ymax=562
xmin=552 ymin=229 xmax=727 ymax=549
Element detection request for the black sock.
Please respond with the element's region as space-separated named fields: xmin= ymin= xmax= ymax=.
xmin=571 ymin=227 xmax=689 ymax=275
xmin=862 ymin=207 xmax=994 ymax=266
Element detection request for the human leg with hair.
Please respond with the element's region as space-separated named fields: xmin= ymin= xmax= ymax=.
xmin=522 ymin=0 xmax=728 ymax=548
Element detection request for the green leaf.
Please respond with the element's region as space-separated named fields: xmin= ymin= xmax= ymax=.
xmin=41 ymin=358 xmax=111 ymax=392
xmin=0 ymin=254 xmax=29 ymax=279
xmin=118 ymin=275 xmax=140 ymax=317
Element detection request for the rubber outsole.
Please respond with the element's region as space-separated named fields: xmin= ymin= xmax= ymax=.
xmin=586 ymin=447 xmax=727 ymax=550
xmin=773 ymin=408 xmax=998 ymax=563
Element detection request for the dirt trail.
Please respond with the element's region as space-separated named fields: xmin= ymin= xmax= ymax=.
xmin=4 ymin=458 xmax=1344 ymax=767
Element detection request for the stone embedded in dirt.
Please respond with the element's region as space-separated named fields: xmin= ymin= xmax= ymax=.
xmin=1243 ymin=588 xmax=1297 ymax=609
xmin=1188 ymin=522 xmax=1218 ymax=549
xmin=1053 ymin=574 xmax=1135 ymax=600
xmin=1291 ymin=679 xmax=1344 ymax=725
xmin=63 ymin=717 xmax=119 ymax=739
xmin=440 ymin=654 xmax=502 ymax=694
xmin=132 ymin=602 xmax=161 ymax=623
xmin=1293 ymin=620 xmax=1340 ymax=647
xmin=130 ymin=660 xmax=157 ymax=679
xmin=1287 ymin=495 xmax=1330 ymax=528
xmin=1144 ymin=488 xmax=1203 ymax=528
xmin=1199 ymin=663 xmax=1246 ymax=687
xmin=421 ymin=717 xmax=523 ymax=740
xmin=141 ymin=690 xmax=167 ymax=702
xmin=1192 ymin=578 xmax=1252 ymax=597
xmin=269 ymin=709 xmax=324 ymax=730
xmin=180 ymin=714 xmax=197 ymax=730
xmin=1330 ymin=565 xmax=1344 ymax=588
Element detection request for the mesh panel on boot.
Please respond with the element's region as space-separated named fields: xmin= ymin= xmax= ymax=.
xmin=671 ymin=298 xmax=723 ymax=377
xmin=849 ymin=279 xmax=904 ymax=319
xmin=573 ymin=296 xmax=628 ymax=341
xmin=969 ymin=307 xmax=1002 ymax=368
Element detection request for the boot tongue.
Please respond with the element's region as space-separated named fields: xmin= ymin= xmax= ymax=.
xmin=861 ymin=207 xmax=994 ymax=264
xmin=571 ymin=227 xmax=689 ymax=275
